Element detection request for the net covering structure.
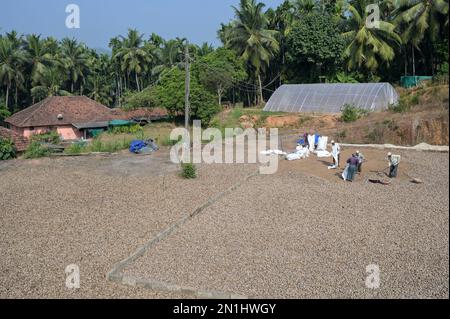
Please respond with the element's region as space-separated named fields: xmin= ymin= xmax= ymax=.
xmin=264 ymin=83 xmax=399 ymax=113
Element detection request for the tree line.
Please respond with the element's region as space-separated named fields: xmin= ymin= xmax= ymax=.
xmin=0 ymin=0 xmax=448 ymax=121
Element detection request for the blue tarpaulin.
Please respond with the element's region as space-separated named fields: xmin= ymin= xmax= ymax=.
xmin=129 ymin=139 xmax=159 ymax=154
xmin=129 ymin=140 xmax=148 ymax=154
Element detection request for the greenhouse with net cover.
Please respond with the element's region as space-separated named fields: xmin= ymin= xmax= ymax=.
xmin=263 ymin=83 xmax=399 ymax=113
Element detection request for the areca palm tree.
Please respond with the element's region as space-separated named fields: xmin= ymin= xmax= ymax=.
xmin=0 ymin=37 xmax=27 ymax=110
xmin=87 ymin=54 xmax=113 ymax=106
xmin=226 ymin=0 xmax=279 ymax=104
xmin=342 ymin=0 xmax=402 ymax=75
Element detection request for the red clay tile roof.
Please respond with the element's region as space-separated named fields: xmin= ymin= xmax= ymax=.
xmin=5 ymin=96 xmax=116 ymax=128
xmin=0 ymin=126 xmax=30 ymax=152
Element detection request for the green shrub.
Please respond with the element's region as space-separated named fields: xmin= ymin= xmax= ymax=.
xmin=109 ymin=124 xmax=143 ymax=135
xmin=341 ymin=104 xmax=367 ymax=123
xmin=389 ymin=98 xmax=411 ymax=113
xmin=230 ymin=108 xmax=244 ymax=120
xmin=180 ymin=162 xmax=197 ymax=179
xmin=31 ymin=131 xmax=60 ymax=144
xmin=64 ymin=143 xmax=86 ymax=155
xmin=24 ymin=141 xmax=51 ymax=159
xmin=88 ymin=138 xmax=130 ymax=153
xmin=0 ymin=137 xmax=16 ymax=160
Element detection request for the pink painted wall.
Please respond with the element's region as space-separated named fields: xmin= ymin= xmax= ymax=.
xmin=10 ymin=125 xmax=83 ymax=140
xmin=56 ymin=126 xmax=83 ymax=140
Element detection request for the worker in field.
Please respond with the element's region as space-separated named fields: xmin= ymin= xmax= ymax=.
xmin=387 ymin=152 xmax=401 ymax=178
xmin=303 ymin=132 xmax=310 ymax=149
xmin=330 ymin=140 xmax=341 ymax=168
xmin=314 ymin=133 xmax=321 ymax=151
xmin=355 ymin=150 xmax=366 ymax=173
xmin=346 ymin=153 xmax=359 ymax=182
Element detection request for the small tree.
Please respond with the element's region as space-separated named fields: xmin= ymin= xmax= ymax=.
xmin=156 ymin=68 xmax=220 ymax=124
xmin=194 ymin=48 xmax=246 ymax=106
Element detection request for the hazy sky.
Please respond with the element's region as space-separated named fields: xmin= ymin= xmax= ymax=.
xmin=1 ymin=0 xmax=285 ymax=49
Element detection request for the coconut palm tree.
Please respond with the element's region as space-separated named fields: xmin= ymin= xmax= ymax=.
xmin=0 ymin=37 xmax=27 ymax=110
xmin=226 ymin=0 xmax=279 ymax=104
xmin=342 ymin=0 xmax=402 ymax=75
xmin=151 ymin=38 xmax=186 ymax=78
xmin=395 ymin=0 xmax=448 ymax=46
xmin=30 ymin=67 xmax=71 ymax=101
xmin=293 ymin=0 xmax=317 ymax=16
xmin=60 ymin=38 xmax=89 ymax=94
xmin=24 ymin=34 xmax=53 ymax=92
xmin=198 ymin=42 xmax=214 ymax=57
xmin=393 ymin=0 xmax=449 ymax=75
xmin=113 ymin=29 xmax=151 ymax=92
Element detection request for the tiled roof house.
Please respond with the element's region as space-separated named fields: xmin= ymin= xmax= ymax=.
xmin=5 ymin=96 xmax=117 ymax=140
xmin=4 ymin=96 xmax=169 ymax=141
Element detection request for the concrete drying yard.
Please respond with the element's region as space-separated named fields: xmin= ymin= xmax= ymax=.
xmin=0 ymin=148 xmax=448 ymax=299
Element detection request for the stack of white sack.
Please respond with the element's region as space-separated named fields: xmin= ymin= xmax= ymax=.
xmin=308 ymin=135 xmax=315 ymax=151
xmin=316 ymin=150 xmax=332 ymax=158
xmin=317 ymin=136 xmax=328 ymax=151
xmin=260 ymin=149 xmax=287 ymax=156
xmin=286 ymin=145 xmax=310 ymax=161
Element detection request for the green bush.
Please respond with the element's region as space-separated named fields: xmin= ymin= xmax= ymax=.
xmin=64 ymin=143 xmax=86 ymax=155
xmin=31 ymin=131 xmax=60 ymax=144
xmin=24 ymin=141 xmax=51 ymax=159
xmin=389 ymin=98 xmax=411 ymax=113
xmin=88 ymin=138 xmax=130 ymax=153
xmin=180 ymin=162 xmax=197 ymax=179
xmin=109 ymin=124 xmax=143 ymax=135
xmin=64 ymin=138 xmax=131 ymax=155
xmin=341 ymin=104 xmax=367 ymax=123
xmin=0 ymin=137 xmax=16 ymax=160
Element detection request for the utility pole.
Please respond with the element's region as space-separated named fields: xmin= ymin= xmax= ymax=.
xmin=185 ymin=43 xmax=190 ymax=130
